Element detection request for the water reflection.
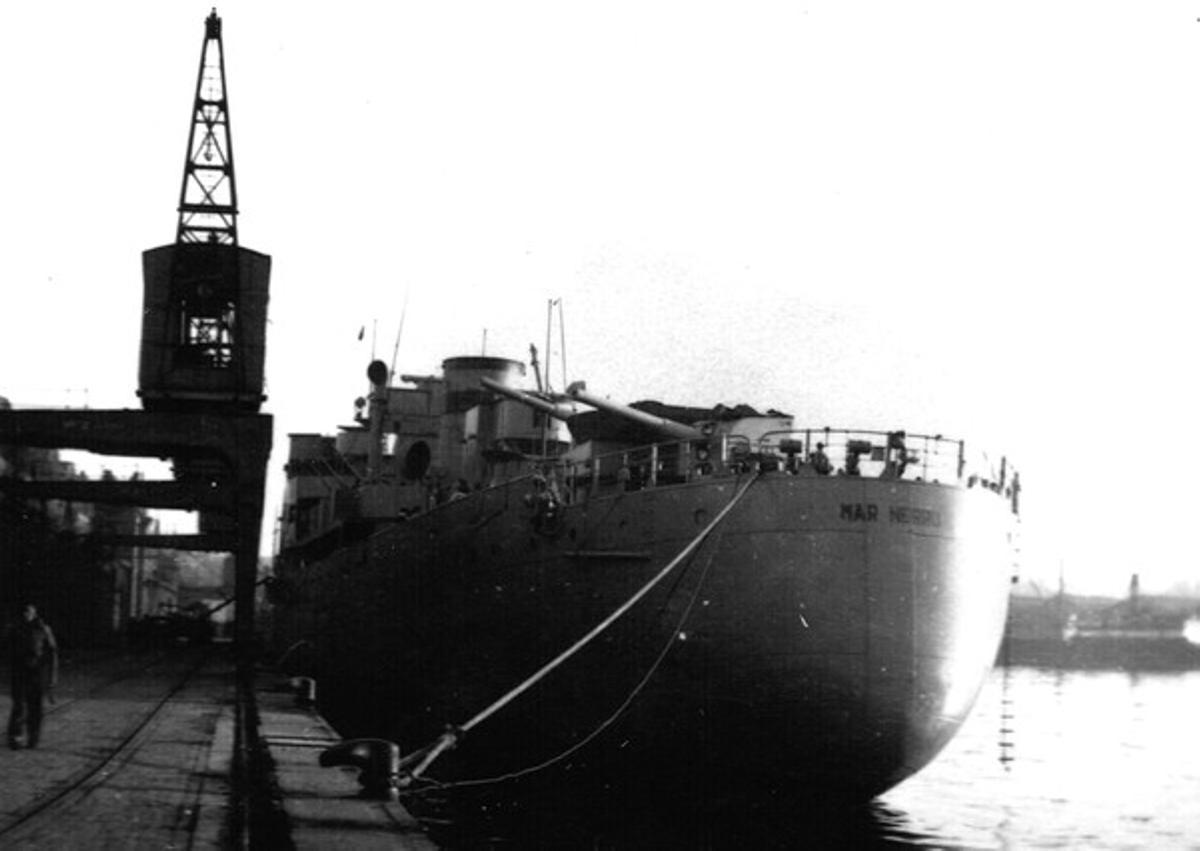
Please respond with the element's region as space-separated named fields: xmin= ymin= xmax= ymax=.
xmin=411 ymin=668 xmax=1200 ymax=848
xmin=881 ymin=667 xmax=1200 ymax=849
xmin=416 ymin=790 xmax=951 ymax=849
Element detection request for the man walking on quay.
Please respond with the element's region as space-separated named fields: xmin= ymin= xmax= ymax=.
xmin=6 ymin=603 xmax=58 ymax=749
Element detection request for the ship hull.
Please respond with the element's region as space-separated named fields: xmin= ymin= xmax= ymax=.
xmin=270 ymin=472 xmax=1015 ymax=804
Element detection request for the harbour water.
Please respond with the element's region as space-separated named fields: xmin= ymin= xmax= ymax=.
xmin=880 ymin=665 xmax=1200 ymax=849
xmin=406 ymin=665 xmax=1200 ymax=848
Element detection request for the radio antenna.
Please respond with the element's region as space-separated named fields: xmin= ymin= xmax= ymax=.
xmin=388 ymin=289 xmax=410 ymax=383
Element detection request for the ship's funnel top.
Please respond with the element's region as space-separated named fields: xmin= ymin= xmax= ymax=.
xmin=442 ymin=356 xmax=526 ymax=413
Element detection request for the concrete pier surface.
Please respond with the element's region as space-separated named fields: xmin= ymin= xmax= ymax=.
xmin=0 ymin=646 xmax=435 ymax=849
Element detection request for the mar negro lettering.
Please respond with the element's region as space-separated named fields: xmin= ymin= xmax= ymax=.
xmin=840 ymin=503 xmax=878 ymax=522
xmin=888 ymin=505 xmax=942 ymax=527
xmin=839 ymin=503 xmax=943 ymax=527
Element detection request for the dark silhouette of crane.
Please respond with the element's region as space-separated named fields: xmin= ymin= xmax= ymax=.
xmin=138 ymin=9 xmax=271 ymax=414
xmin=0 ymin=9 xmax=275 ymax=665
xmin=177 ymin=10 xmax=238 ymax=246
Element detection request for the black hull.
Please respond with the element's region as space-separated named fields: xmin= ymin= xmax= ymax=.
xmin=270 ymin=472 xmax=1015 ymax=805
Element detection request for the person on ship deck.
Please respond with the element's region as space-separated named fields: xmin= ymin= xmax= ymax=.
xmin=811 ymin=442 xmax=832 ymax=476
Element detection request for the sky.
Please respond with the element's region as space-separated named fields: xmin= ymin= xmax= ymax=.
xmin=2 ymin=1 xmax=1199 ymax=596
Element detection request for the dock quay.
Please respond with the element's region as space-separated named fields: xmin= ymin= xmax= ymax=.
xmin=0 ymin=645 xmax=436 ymax=849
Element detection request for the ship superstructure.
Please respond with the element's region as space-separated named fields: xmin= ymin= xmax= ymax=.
xmin=270 ymin=348 xmax=1020 ymax=805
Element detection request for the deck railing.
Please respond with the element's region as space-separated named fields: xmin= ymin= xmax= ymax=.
xmin=535 ymin=428 xmax=1019 ymax=514
xmin=282 ymin=426 xmax=1021 ymax=552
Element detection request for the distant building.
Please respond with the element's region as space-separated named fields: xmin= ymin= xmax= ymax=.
xmin=1 ymin=405 xmax=160 ymax=646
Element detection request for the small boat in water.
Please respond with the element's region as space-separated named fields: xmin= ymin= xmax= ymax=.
xmin=267 ymin=350 xmax=1021 ymax=806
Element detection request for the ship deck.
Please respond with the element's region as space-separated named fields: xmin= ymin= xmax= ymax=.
xmin=0 ymin=644 xmax=435 ymax=849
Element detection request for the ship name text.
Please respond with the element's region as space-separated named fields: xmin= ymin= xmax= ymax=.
xmin=839 ymin=503 xmax=942 ymax=527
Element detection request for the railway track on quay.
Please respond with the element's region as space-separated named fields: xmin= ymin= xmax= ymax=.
xmin=0 ymin=646 xmax=235 ymax=848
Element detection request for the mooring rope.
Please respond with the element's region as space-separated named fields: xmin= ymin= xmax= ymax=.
xmin=409 ymin=515 xmax=730 ymax=793
xmin=401 ymin=471 xmax=762 ymax=784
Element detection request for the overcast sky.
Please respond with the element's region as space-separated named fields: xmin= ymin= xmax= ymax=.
xmin=3 ymin=2 xmax=1198 ymax=595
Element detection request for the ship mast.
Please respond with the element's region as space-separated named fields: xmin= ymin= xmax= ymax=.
xmin=176 ymin=9 xmax=239 ymax=246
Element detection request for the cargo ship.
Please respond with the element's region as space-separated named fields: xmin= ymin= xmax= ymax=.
xmin=267 ymin=352 xmax=1021 ymax=806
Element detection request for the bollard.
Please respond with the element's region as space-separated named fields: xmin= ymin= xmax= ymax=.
xmin=288 ymin=676 xmax=317 ymax=708
xmin=319 ymin=738 xmax=402 ymax=800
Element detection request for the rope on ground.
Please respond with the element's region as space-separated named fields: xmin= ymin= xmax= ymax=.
xmin=401 ymin=471 xmax=762 ymax=785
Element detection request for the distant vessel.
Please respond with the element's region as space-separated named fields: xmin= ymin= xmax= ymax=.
xmin=1002 ymin=574 xmax=1200 ymax=670
xmin=268 ymin=347 xmax=1021 ymax=805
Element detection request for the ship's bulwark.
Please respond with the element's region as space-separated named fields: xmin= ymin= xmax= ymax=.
xmin=270 ymin=472 xmax=1013 ymax=809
